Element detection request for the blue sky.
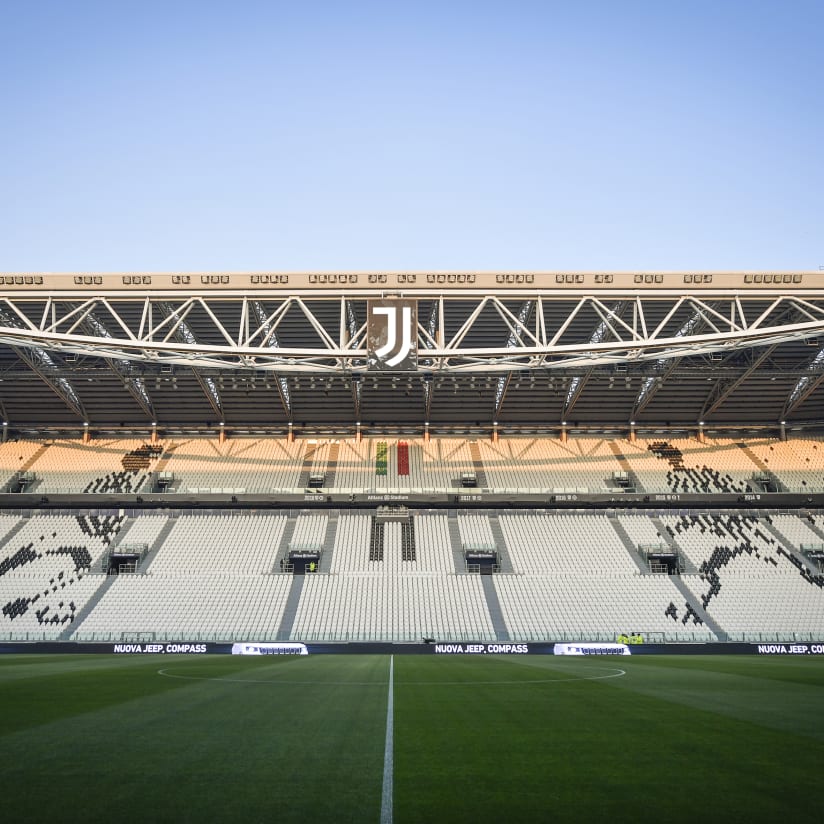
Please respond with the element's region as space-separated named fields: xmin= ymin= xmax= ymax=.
xmin=0 ymin=1 xmax=821 ymax=271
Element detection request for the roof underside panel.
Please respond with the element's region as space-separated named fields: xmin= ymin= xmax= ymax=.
xmin=1 ymin=375 xmax=84 ymax=424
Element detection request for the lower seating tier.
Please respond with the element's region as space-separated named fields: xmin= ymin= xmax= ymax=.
xmin=2 ymin=509 xmax=823 ymax=643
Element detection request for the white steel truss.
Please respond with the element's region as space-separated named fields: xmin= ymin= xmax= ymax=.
xmin=2 ymin=291 xmax=824 ymax=374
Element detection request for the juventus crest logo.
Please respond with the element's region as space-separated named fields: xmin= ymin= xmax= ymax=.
xmin=367 ymin=299 xmax=417 ymax=371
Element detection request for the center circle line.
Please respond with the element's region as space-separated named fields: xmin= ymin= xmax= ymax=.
xmin=156 ymin=666 xmax=626 ymax=687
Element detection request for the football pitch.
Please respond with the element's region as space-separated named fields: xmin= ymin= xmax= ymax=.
xmin=2 ymin=653 xmax=823 ymax=823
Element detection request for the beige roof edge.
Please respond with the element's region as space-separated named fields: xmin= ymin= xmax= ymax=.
xmin=1 ymin=270 xmax=822 ymax=276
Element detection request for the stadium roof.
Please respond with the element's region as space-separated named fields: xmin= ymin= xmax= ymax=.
xmin=2 ymin=272 xmax=824 ymax=434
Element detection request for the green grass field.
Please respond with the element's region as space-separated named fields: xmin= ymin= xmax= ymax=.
xmin=1 ymin=653 xmax=823 ymax=823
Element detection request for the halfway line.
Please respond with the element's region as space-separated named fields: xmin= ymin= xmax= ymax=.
xmin=381 ymin=654 xmax=394 ymax=824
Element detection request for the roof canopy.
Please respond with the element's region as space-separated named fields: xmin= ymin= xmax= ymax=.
xmin=2 ymin=273 xmax=823 ymax=432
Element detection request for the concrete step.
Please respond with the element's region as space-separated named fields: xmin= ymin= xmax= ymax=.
xmin=793 ymin=514 xmax=824 ymax=544
xmin=649 ymin=516 xmax=699 ymax=573
xmin=481 ymin=575 xmax=509 ymax=642
xmin=608 ymin=442 xmax=644 ymax=492
xmin=736 ymin=443 xmax=785 ymax=491
xmin=277 ymin=575 xmax=305 ymax=641
xmin=0 ymin=516 xmax=29 ymax=551
xmin=669 ymin=575 xmax=725 ymax=640
xmin=320 ymin=513 xmax=338 ymax=572
xmin=607 ymin=515 xmax=650 ymax=573
xmin=274 ymin=514 xmax=298 ymax=573
xmin=152 ymin=442 xmax=179 ymax=474
xmin=487 ymin=513 xmax=513 ymax=572
xmin=760 ymin=518 xmax=820 ymax=575
xmin=468 ymin=442 xmax=488 ymax=488
xmin=447 ymin=512 xmax=465 ymax=573
xmin=20 ymin=443 xmax=51 ymax=474
xmin=325 ymin=444 xmax=340 ymax=488
xmin=61 ymin=574 xmax=116 ymax=640
xmin=297 ymin=444 xmax=315 ymax=489
xmin=6 ymin=443 xmax=51 ymax=491
xmin=138 ymin=516 xmax=179 ymax=573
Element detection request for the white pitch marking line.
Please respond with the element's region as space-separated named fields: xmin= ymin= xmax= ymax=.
xmin=380 ymin=654 xmax=394 ymax=824
xmin=156 ymin=669 xmax=385 ymax=687
xmin=397 ymin=667 xmax=627 ymax=686
xmin=156 ymin=666 xmax=627 ymax=688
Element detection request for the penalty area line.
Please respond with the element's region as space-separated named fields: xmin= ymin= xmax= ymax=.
xmin=381 ymin=654 xmax=394 ymax=824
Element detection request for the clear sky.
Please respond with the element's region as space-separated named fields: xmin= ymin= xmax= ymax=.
xmin=0 ymin=0 xmax=821 ymax=272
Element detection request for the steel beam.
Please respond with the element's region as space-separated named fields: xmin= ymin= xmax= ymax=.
xmin=699 ymin=345 xmax=779 ymax=420
xmin=1 ymin=293 xmax=824 ymax=374
xmin=783 ymin=373 xmax=824 ymax=420
xmin=12 ymin=346 xmax=87 ymax=421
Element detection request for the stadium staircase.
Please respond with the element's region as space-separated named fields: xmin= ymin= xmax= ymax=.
xmin=324 ymin=443 xmax=339 ymax=487
xmin=481 ymin=576 xmax=510 ymax=642
xmin=669 ymin=576 xmax=724 ymax=639
xmin=277 ymin=575 xmax=305 ymax=641
xmin=18 ymin=442 xmax=51 ymax=474
xmin=607 ymin=442 xmax=643 ymax=491
xmin=138 ymin=515 xmax=179 ymax=573
xmin=297 ymin=444 xmax=317 ymax=489
xmin=736 ymin=443 xmax=786 ymax=491
xmin=274 ymin=514 xmax=298 ymax=572
xmin=793 ymin=515 xmax=824 ymax=545
xmin=643 ymin=516 xmax=723 ymax=636
xmin=148 ymin=444 xmax=179 ymax=491
xmin=607 ymin=516 xmax=653 ymax=573
xmin=0 ymin=517 xmax=28 ymax=550
xmin=98 ymin=515 xmax=139 ymax=565
xmin=649 ymin=516 xmax=699 ymax=572
xmin=447 ymin=512 xmax=466 ymax=573
xmin=759 ymin=518 xmax=820 ymax=575
xmin=6 ymin=443 xmax=51 ymax=490
xmin=468 ymin=442 xmax=488 ymax=488
xmin=96 ymin=515 xmax=153 ymax=573
xmin=151 ymin=444 xmax=177 ymax=474
xmin=487 ymin=513 xmax=513 ymax=572
xmin=59 ymin=575 xmax=116 ymax=640
xmin=319 ymin=513 xmax=338 ymax=572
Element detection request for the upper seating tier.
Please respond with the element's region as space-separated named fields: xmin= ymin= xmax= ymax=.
xmin=4 ymin=435 xmax=824 ymax=494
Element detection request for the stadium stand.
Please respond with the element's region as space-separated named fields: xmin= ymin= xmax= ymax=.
xmin=139 ymin=513 xmax=286 ymax=575
xmin=477 ymin=437 xmax=624 ymax=491
xmin=658 ymin=512 xmax=824 ymax=639
xmin=291 ymin=573 xmax=494 ymax=642
xmin=623 ymin=439 xmax=755 ymax=494
xmin=160 ymin=438 xmax=304 ymax=493
xmin=0 ymin=439 xmax=162 ymax=494
xmin=745 ymin=437 xmax=824 ymax=492
xmin=2 ymin=266 xmax=824 ymax=647
xmin=74 ymin=574 xmax=294 ymax=640
xmin=495 ymin=573 xmax=716 ymax=642
xmin=2 ymin=437 xmax=824 ymax=642
xmin=10 ymin=435 xmax=824 ymax=496
xmin=498 ymin=512 xmax=642 ymax=573
xmin=0 ymin=513 xmax=123 ymax=638
xmin=0 ymin=466 xmax=824 ymax=640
